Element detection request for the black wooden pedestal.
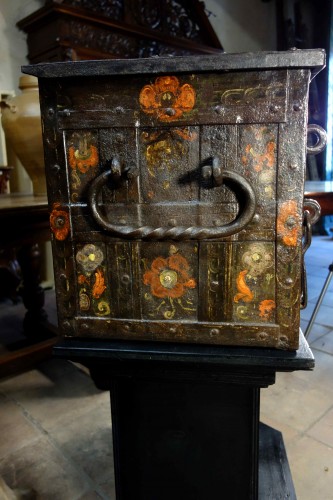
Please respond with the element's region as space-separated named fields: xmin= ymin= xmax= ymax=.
xmin=54 ymin=332 xmax=314 ymax=500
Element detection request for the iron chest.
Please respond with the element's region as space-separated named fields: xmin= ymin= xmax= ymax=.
xmin=25 ymin=50 xmax=325 ymax=350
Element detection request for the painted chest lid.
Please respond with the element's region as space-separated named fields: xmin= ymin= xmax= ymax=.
xmin=22 ymin=49 xmax=326 ymax=79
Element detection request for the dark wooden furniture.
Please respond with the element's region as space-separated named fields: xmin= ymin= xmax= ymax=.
xmin=17 ymin=0 xmax=223 ymax=63
xmin=0 ymin=194 xmax=57 ymax=378
xmin=54 ymin=332 xmax=313 ymax=499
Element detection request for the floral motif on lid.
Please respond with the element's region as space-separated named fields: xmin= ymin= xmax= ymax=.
xmin=139 ymin=76 xmax=195 ymax=122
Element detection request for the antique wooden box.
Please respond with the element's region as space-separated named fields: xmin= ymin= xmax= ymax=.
xmin=24 ymin=50 xmax=325 ymax=350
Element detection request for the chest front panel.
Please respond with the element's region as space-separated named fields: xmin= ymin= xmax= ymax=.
xmin=41 ymin=66 xmax=310 ymax=350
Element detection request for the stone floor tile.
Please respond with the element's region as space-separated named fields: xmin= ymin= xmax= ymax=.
xmin=310 ymin=348 xmax=333 ymax=385
xmin=286 ymin=435 xmax=333 ymax=500
xmin=0 ymin=366 xmax=54 ymax=395
xmin=311 ymin=330 xmax=333 ymax=355
xmin=0 ymin=436 xmax=92 ymax=500
xmin=304 ymin=277 xmax=330 ymax=302
xmin=51 ymin=401 xmax=114 ymax=485
xmin=0 ymin=363 xmax=107 ymax=431
xmin=260 ymin=350 xmax=333 ymax=432
xmin=300 ymin=302 xmax=333 ymax=326
xmin=316 ymin=287 xmax=333 ymax=308
xmin=259 ymin=414 xmax=300 ymax=447
xmin=77 ymin=491 xmax=105 ymax=500
xmin=300 ymin=320 xmax=332 ymax=343
xmin=97 ymin=476 xmax=116 ymax=500
xmin=307 ymin=406 xmax=333 ymax=448
xmin=300 ymin=301 xmax=316 ymax=321
xmin=0 ymin=397 xmax=40 ymax=458
xmin=0 ymin=359 xmax=97 ymax=398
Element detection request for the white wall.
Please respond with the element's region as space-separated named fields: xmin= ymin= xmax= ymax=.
xmin=0 ymin=0 xmax=44 ymax=192
xmin=0 ymin=0 xmax=43 ymax=93
xmin=205 ymin=0 xmax=277 ymax=53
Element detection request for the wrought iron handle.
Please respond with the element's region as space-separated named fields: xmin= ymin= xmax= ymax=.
xmin=300 ymin=198 xmax=321 ymax=309
xmin=307 ymin=124 xmax=327 ymax=155
xmin=201 ymin=157 xmax=223 ymax=186
xmin=108 ymin=157 xmax=138 ymax=181
xmin=303 ymin=198 xmax=321 ymax=226
xmin=88 ymin=169 xmax=256 ymax=240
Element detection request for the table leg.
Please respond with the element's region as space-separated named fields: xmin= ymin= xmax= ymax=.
xmin=17 ymin=243 xmax=48 ymax=336
xmin=0 ymin=247 xmax=21 ymax=302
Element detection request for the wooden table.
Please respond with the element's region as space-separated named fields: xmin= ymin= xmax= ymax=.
xmin=0 ymin=193 xmax=57 ymax=378
xmin=0 ymin=193 xmax=49 ymax=241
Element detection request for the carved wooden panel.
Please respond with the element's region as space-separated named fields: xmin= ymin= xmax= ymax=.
xmin=18 ymin=0 xmax=223 ymax=63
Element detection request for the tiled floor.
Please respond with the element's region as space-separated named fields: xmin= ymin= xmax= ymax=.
xmin=0 ymin=236 xmax=333 ymax=499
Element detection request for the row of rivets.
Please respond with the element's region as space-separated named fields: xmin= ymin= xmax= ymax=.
xmin=48 ymin=99 xmax=302 ymax=123
xmin=67 ymin=322 xmax=290 ymax=348
xmin=48 ymin=106 xmax=127 ymax=119
xmin=214 ymin=104 xmax=283 ymax=115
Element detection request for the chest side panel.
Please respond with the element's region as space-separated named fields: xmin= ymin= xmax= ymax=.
xmin=40 ymin=66 xmax=310 ymax=349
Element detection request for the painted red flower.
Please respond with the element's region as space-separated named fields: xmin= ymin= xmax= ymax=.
xmin=143 ymin=253 xmax=196 ymax=299
xmin=139 ymin=76 xmax=196 ymax=122
xmin=50 ymin=203 xmax=70 ymax=241
xmin=68 ymin=145 xmax=98 ymax=174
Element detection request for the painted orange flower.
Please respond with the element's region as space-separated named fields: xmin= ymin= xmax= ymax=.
xmin=50 ymin=203 xmax=70 ymax=241
xmin=259 ymin=299 xmax=276 ymax=320
xmin=234 ymin=270 xmax=254 ymax=303
xmin=139 ymin=76 xmax=196 ymax=122
xmin=143 ymin=254 xmax=196 ymax=299
xmin=92 ymin=269 xmax=107 ymax=299
xmin=68 ymin=145 xmax=98 ymax=174
xmin=277 ymin=200 xmax=301 ymax=246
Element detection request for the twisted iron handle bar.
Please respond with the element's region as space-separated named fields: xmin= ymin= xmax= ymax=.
xmin=88 ymin=169 xmax=256 ymax=240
